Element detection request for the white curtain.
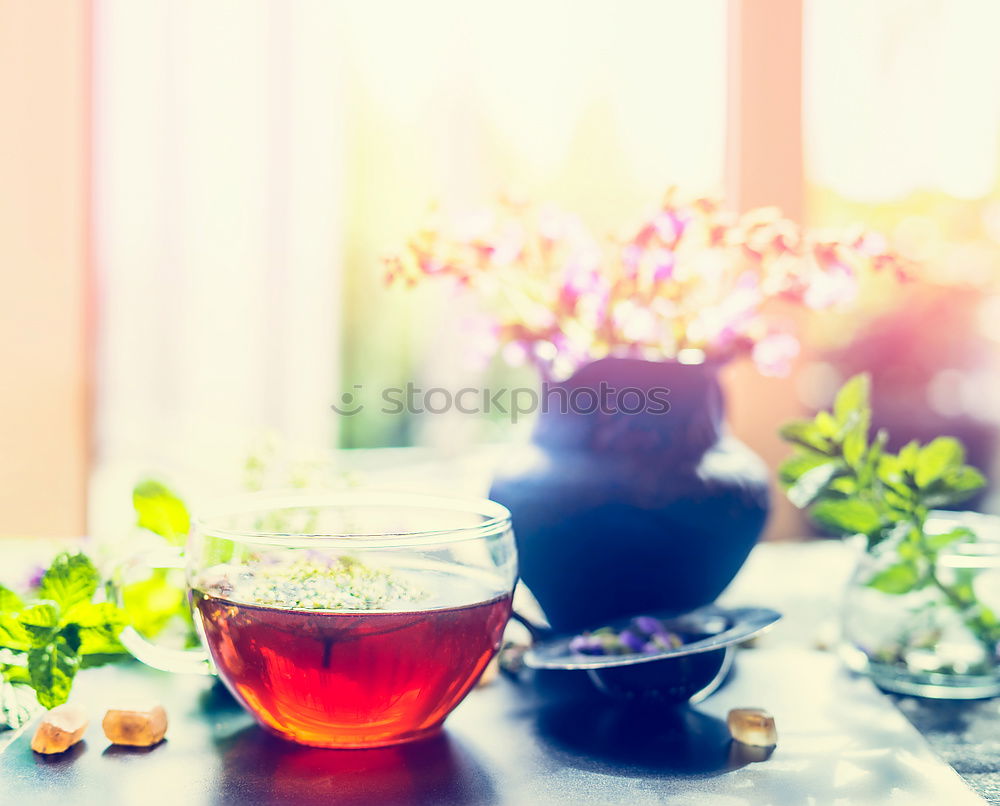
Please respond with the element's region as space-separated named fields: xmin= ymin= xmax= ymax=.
xmin=92 ymin=0 xmax=343 ymax=509
xmin=89 ymin=0 xmax=727 ymax=528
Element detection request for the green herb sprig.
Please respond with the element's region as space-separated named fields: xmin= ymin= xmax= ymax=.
xmin=124 ymin=480 xmax=197 ymax=643
xmin=779 ymin=374 xmax=1000 ymax=653
xmin=0 ymin=553 xmax=130 ymax=726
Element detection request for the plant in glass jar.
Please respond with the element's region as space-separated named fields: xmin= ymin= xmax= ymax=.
xmin=779 ymin=374 xmax=1000 ymax=698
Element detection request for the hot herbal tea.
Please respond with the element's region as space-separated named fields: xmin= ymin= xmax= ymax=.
xmin=192 ymin=556 xmax=511 ymax=748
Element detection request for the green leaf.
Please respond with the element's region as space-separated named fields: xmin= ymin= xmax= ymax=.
xmin=977 ymin=605 xmax=1000 ymax=627
xmin=828 ymin=475 xmax=859 ymax=496
xmin=834 ymin=373 xmax=870 ymax=425
xmin=876 ymin=454 xmax=903 ymax=485
xmin=122 ymin=569 xmax=186 ymax=639
xmin=945 ymin=465 xmax=987 ymax=491
xmin=66 ymin=601 xmax=124 ymax=629
xmin=0 ymin=555 xmax=131 ymax=714
xmin=786 ymin=461 xmax=844 ymax=509
xmin=923 ymin=467 xmax=987 ymax=507
xmin=779 ymin=421 xmax=831 ymax=454
xmin=0 ymin=585 xmax=24 ymax=614
xmin=27 ymin=629 xmax=81 ymax=709
xmin=809 ymin=498 xmax=882 ymax=536
xmin=843 ymin=426 xmax=867 ymax=469
xmin=779 ymin=452 xmax=832 ymax=486
xmin=926 ymin=527 xmax=974 ymax=552
xmin=867 ymin=561 xmax=920 ymax=595
xmin=815 ymin=411 xmax=839 ymax=438
xmin=17 ymin=603 xmax=60 ymax=645
xmin=133 ymin=480 xmax=190 ymax=545
xmin=897 ymin=441 xmax=921 ymax=473
xmin=1 ymin=663 xmax=31 ymax=685
xmin=858 ymin=428 xmax=888 ymax=486
xmin=79 ymin=653 xmax=130 ymax=670
xmin=71 ymin=602 xmax=128 ymax=657
xmin=0 ymin=615 xmax=30 ymax=652
xmin=915 ymin=437 xmax=965 ymax=488
xmin=37 ymin=553 xmax=99 ymax=612
xmin=0 ymin=679 xmax=36 ymax=730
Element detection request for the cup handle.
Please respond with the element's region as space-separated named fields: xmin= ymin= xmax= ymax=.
xmin=109 ymin=546 xmax=214 ymax=676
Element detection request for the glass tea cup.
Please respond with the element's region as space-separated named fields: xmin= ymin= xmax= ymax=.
xmin=115 ymin=490 xmax=517 ymax=748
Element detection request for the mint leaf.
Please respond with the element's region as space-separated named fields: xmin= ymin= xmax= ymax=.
xmin=834 ymin=373 xmax=870 ymax=425
xmin=0 ymin=615 xmax=30 ymax=652
xmin=2 ymin=552 xmax=131 ymax=714
xmin=122 ymin=569 xmax=186 ymax=639
xmin=17 ymin=603 xmax=60 ymax=645
xmin=897 ymin=441 xmax=921 ymax=473
xmin=79 ymin=653 xmax=130 ymax=670
xmin=810 ymin=498 xmax=882 ymax=536
xmin=69 ymin=601 xmax=125 ymax=629
xmin=72 ymin=602 xmax=128 ymax=657
xmin=830 ymin=475 xmax=861 ymax=495
xmin=786 ymin=461 xmax=844 ymax=509
xmin=815 ymin=411 xmax=839 ymax=437
xmin=915 ymin=437 xmax=965 ymax=488
xmin=1 ymin=663 xmax=30 ymax=685
xmin=779 ymin=452 xmax=832 ymax=486
xmin=134 ymin=480 xmax=190 ymax=545
xmin=37 ymin=553 xmax=99 ymax=612
xmin=926 ymin=527 xmax=974 ymax=552
xmin=779 ymin=421 xmax=831 ymax=454
xmin=0 ymin=585 xmax=23 ymax=613
xmin=867 ymin=562 xmax=920 ymax=595
xmin=876 ymin=453 xmax=904 ymax=485
xmin=842 ymin=427 xmax=867 ymax=469
xmin=923 ymin=467 xmax=986 ymax=507
xmin=28 ymin=628 xmax=81 ymax=709
xmin=945 ymin=465 xmax=987 ymax=490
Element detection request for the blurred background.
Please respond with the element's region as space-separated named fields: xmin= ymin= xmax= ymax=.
xmin=4 ymin=0 xmax=1000 ymax=539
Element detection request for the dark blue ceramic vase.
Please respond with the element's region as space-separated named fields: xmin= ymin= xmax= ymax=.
xmin=489 ymin=357 xmax=769 ymax=634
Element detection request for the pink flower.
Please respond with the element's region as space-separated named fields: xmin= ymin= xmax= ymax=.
xmin=653 ymin=210 xmax=689 ymax=246
xmin=386 ymin=191 xmax=903 ymax=376
xmin=803 ymin=264 xmax=859 ymax=309
xmin=752 ymin=333 xmax=801 ymax=377
xmin=621 ymin=244 xmax=642 ymax=274
xmin=649 ymin=248 xmax=675 ymax=280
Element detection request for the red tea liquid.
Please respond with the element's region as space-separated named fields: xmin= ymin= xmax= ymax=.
xmin=194 ymin=584 xmax=511 ymax=748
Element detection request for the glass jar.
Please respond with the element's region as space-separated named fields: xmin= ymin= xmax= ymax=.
xmin=840 ymin=514 xmax=1000 ymax=699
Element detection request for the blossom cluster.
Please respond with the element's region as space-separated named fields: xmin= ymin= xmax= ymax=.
xmin=386 ymin=191 xmax=908 ymax=378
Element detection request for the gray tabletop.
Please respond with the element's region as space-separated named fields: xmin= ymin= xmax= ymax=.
xmin=896 ymin=696 xmax=1000 ymax=805
xmin=0 ymin=648 xmax=987 ymax=806
xmin=1 ymin=533 xmax=997 ymax=804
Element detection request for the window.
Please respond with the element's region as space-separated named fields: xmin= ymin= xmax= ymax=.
xmin=803 ymin=0 xmax=1000 ymax=505
xmin=94 ymin=0 xmax=728 ymax=475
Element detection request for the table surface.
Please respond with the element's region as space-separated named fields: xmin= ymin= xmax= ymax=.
xmin=720 ymin=540 xmax=1000 ymax=805
xmin=3 ymin=446 xmax=1000 ymax=805
xmin=0 ymin=649 xmax=986 ymax=806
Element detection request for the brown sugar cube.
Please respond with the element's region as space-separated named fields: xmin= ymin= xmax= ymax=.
xmin=727 ymin=707 xmax=778 ymax=747
xmin=31 ymin=704 xmax=89 ymax=754
xmin=102 ymin=703 xmax=168 ymax=747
